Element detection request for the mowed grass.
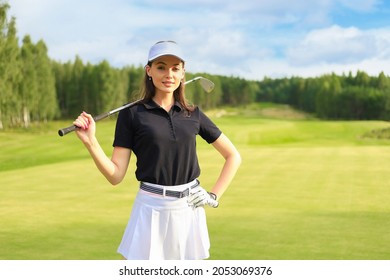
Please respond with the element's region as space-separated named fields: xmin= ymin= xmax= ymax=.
xmin=1 ymin=105 xmax=390 ymax=260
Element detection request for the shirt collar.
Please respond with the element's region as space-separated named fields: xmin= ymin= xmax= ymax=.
xmin=144 ymin=99 xmax=183 ymax=111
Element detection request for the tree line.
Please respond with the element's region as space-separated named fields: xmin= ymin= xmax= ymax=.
xmin=258 ymin=71 xmax=390 ymax=120
xmin=1 ymin=2 xmax=390 ymax=129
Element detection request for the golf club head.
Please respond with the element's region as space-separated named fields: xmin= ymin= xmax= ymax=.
xmin=199 ymin=77 xmax=215 ymax=93
xmin=185 ymin=76 xmax=215 ymax=93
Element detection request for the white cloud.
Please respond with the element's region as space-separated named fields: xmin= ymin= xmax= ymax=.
xmin=337 ymin=0 xmax=382 ymax=12
xmin=6 ymin=0 xmax=390 ymax=80
xmin=286 ymin=25 xmax=384 ymax=66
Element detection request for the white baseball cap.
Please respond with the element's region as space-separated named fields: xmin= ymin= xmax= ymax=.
xmin=147 ymin=40 xmax=185 ymax=62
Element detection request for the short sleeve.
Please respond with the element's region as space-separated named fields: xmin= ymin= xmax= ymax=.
xmin=113 ymin=108 xmax=133 ymax=149
xmin=198 ymin=109 xmax=222 ymax=144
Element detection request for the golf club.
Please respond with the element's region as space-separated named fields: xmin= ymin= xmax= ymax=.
xmin=58 ymin=76 xmax=214 ymax=137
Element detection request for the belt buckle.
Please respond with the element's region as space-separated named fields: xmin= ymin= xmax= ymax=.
xmin=180 ymin=188 xmax=189 ymax=198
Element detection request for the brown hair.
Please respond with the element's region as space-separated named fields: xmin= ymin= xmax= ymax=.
xmin=138 ymin=61 xmax=195 ymax=112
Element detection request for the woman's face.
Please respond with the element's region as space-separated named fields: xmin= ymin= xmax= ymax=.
xmin=146 ymin=55 xmax=185 ymax=94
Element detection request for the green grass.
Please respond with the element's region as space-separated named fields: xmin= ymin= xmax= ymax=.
xmin=1 ymin=104 xmax=390 ymax=260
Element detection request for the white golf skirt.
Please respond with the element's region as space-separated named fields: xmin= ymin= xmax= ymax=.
xmin=117 ymin=180 xmax=210 ymax=260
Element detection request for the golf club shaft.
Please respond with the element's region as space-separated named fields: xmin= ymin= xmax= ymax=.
xmin=58 ymin=76 xmax=212 ymax=137
xmin=57 ymin=102 xmax=137 ymax=137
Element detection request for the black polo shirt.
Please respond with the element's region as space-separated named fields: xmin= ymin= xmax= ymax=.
xmin=113 ymin=100 xmax=222 ymax=185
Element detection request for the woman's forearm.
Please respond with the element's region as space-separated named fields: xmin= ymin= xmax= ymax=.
xmin=211 ymin=134 xmax=242 ymax=199
xmin=211 ymin=151 xmax=241 ymax=199
xmin=84 ymin=137 xmax=130 ymax=185
xmin=74 ymin=112 xmax=130 ymax=185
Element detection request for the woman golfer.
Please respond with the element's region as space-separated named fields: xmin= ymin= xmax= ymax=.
xmin=73 ymin=40 xmax=241 ymax=260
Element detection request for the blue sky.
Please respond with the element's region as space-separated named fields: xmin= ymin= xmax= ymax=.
xmin=6 ymin=0 xmax=390 ymax=80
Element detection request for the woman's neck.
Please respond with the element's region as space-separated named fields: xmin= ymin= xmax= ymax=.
xmin=153 ymin=93 xmax=175 ymax=112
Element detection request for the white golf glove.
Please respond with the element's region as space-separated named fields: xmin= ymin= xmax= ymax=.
xmin=188 ymin=186 xmax=219 ymax=208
